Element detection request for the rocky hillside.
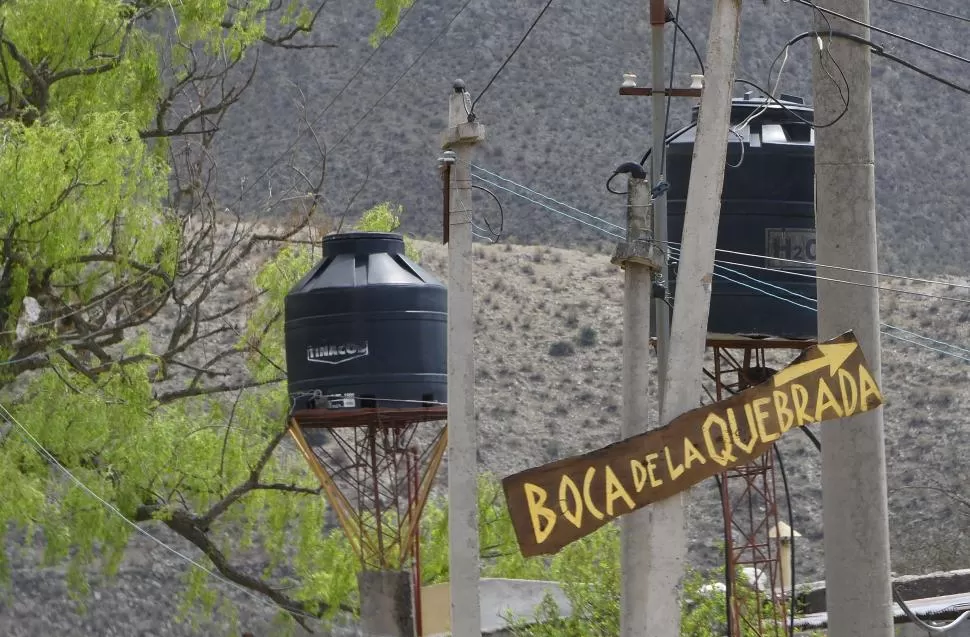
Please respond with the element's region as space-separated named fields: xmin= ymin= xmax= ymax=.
xmin=213 ymin=0 xmax=970 ymax=275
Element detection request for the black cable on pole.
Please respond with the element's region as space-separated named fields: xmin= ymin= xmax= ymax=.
xmin=801 ymin=425 xmax=822 ymax=451
xmin=876 ymin=48 xmax=970 ymax=96
xmin=774 ymin=444 xmax=797 ymax=637
xmin=790 ymin=0 xmax=970 ymax=66
xmin=659 ymin=0 xmax=683 ymax=172
xmin=883 ymin=0 xmax=970 ymax=25
xmin=780 ymin=30 xmax=970 ymax=97
xmin=472 ymin=184 xmax=505 ymax=241
xmin=673 ymin=20 xmax=705 ymax=76
xmin=638 ymin=121 xmax=697 ymax=166
xmin=468 ymin=0 xmax=556 ymax=117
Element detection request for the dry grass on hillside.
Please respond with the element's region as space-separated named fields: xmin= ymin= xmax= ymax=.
xmin=414 ymin=239 xmax=970 ymax=583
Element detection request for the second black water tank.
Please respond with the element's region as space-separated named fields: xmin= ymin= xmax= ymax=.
xmin=662 ymin=95 xmax=818 ymax=340
xmin=284 ymin=232 xmax=446 ymax=412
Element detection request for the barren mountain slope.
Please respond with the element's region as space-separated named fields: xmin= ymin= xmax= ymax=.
xmin=213 ymin=0 xmax=970 ymax=274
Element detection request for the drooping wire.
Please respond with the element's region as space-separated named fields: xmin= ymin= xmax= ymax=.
xmin=881 ymin=0 xmax=970 ymax=24
xmin=0 ymin=402 xmax=320 ymax=623
xmin=734 ymin=74 xmax=849 ymax=128
xmin=468 ymin=0 xmax=557 ymax=118
xmin=472 ymin=184 xmax=505 ymax=241
xmin=673 ymin=19 xmax=704 ymax=76
xmin=659 ymin=0 xmax=683 ymax=172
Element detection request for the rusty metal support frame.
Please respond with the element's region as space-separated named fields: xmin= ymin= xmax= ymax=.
xmin=707 ymin=339 xmax=814 ymax=637
xmin=289 ymin=409 xmax=448 ymax=574
xmin=288 ymin=420 xmax=363 ymax=559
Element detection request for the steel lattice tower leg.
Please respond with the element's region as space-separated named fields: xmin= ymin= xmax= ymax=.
xmin=709 ymin=343 xmax=793 ymax=637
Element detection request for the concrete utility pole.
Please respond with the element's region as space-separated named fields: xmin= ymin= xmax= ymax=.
xmin=441 ymin=79 xmax=485 ymax=637
xmin=642 ymin=2 xmax=743 ymax=635
xmin=613 ymin=173 xmax=661 ymax=637
xmin=812 ymin=3 xmax=894 ymax=636
xmin=649 ymin=0 xmax=671 ymax=407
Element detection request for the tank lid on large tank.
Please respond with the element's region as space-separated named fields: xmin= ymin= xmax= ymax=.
xmin=685 ymin=93 xmax=814 ymax=126
xmin=288 ymin=231 xmax=443 ymax=293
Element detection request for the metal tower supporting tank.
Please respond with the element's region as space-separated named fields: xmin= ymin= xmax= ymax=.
xmin=704 ymin=334 xmax=815 ymax=636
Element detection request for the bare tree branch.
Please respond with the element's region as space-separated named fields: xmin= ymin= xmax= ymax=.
xmin=154 ymin=377 xmax=285 ymax=405
xmin=133 ymin=504 xmax=329 ymax=631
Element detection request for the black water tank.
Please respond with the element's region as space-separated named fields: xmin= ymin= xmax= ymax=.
xmin=662 ymin=95 xmax=817 ymax=339
xmin=284 ymin=232 xmax=446 ymax=412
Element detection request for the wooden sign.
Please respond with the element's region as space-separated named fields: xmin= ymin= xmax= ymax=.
xmin=502 ymin=331 xmax=882 ymax=557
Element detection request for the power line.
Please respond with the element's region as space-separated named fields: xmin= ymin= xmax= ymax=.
xmin=470 ymin=169 xmax=970 ymax=363
xmin=693 ymin=244 xmax=970 ymax=293
xmin=660 ymin=0 xmax=684 ymax=171
xmin=0 ymin=402 xmax=319 ymax=623
xmin=667 ymin=245 xmax=970 ymax=362
xmin=222 ymin=0 xmax=426 ymax=213
xmin=789 ymin=0 xmax=970 ymax=66
xmin=472 ymin=162 xmax=970 ymax=295
xmin=468 ymin=0 xmax=557 ymax=117
xmin=469 ymin=173 xmax=625 ymax=240
xmin=329 ymin=0 xmax=478 ymax=151
xmin=709 ymin=255 xmax=970 ymax=306
xmin=881 ymin=0 xmax=970 ymax=25
xmin=470 ymin=164 xmax=625 ymax=231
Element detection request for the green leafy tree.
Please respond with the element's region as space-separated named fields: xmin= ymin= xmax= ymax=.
xmin=0 ymin=1 xmax=412 ymax=632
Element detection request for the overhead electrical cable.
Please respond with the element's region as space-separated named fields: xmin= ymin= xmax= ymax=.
xmin=780 ymin=30 xmax=970 ymax=96
xmin=471 ymin=164 xmax=625 ymax=232
xmin=881 ymin=0 xmax=970 ymax=24
xmin=698 ymin=244 xmax=970 ymax=292
xmin=789 ymin=0 xmax=970 ymax=66
xmin=667 ymin=245 xmax=970 ymax=363
xmin=467 ymin=169 xmax=970 ymax=364
xmin=703 ymin=256 xmax=970 ymax=306
xmin=221 ymin=0 xmax=426 ymax=212
xmin=468 ymin=0 xmax=557 ymax=117
xmin=0 ymin=402 xmax=319 ymax=623
xmin=328 ymin=0 xmax=478 ymax=151
xmin=659 ymin=0 xmax=683 ymax=171
xmin=469 ymin=173 xmax=625 ymax=240
xmin=672 ymin=19 xmax=704 ymax=76
xmin=473 ymin=163 xmax=970 ymax=294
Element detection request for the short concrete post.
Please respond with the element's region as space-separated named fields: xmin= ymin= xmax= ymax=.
xmin=358 ymin=570 xmax=415 ymax=637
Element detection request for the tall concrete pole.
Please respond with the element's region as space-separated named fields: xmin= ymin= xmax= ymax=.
xmin=812 ymin=4 xmax=894 ymax=636
xmin=642 ymin=2 xmax=742 ymax=635
xmin=649 ymin=0 xmax=671 ymax=408
xmin=441 ymin=79 xmax=485 ymax=637
xmin=614 ymin=173 xmax=660 ymax=637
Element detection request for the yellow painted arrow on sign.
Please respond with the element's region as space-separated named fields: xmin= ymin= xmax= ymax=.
xmin=771 ymin=342 xmax=858 ymax=387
